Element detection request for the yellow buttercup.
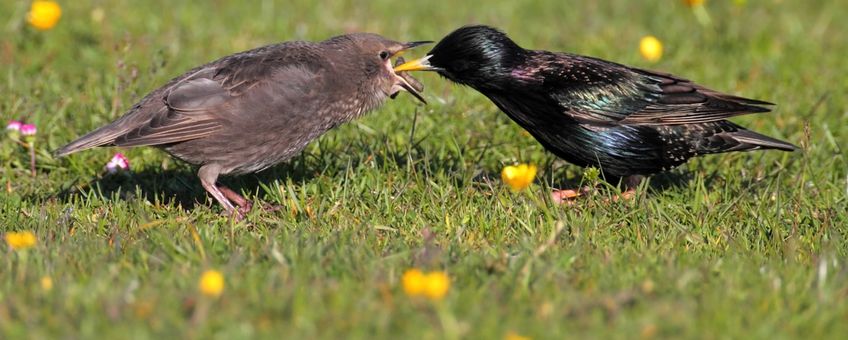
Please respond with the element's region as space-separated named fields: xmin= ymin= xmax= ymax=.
xmin=501 ymin=164 xmax=538 ymax=192
xmin=27 ymin=1 xmax=62 ymax=31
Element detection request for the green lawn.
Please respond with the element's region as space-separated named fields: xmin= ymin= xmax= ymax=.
xmin=2 ymin=0 xmax=847 ymax=338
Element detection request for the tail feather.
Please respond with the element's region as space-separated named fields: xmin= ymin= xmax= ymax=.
xmin=726 ymin=129 xmax=798 ymax=152
xmin=53 ymin=126 xmax=123 ymax=157
xmin=54 ymin=105 xmax=169 ymax=157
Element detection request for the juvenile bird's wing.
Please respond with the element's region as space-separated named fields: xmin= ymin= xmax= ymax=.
xmin=112 ymin=68 xmax=228 ymax=147
xmin=534 ymin=53 xmax=772 ymax=126
xmin=54 ymin=42 xmax=324 ymax=156
xmin=114 ymin=43 xmax=322 ymax=147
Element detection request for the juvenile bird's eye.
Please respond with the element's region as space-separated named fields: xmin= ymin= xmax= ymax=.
xmin=379 ymin=51 xmax=390 ymax=60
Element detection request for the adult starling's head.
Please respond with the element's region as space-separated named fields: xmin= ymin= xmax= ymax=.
xmin=322 ymin=33 xmax=431 ymax=104
xmin=394 ymin=25 xmax=525 ymax=87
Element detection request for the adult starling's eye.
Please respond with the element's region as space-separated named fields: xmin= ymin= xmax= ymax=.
xmin=379 ymin=51 xmax=390 ymax=60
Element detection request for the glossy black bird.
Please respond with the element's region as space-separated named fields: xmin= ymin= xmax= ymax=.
xmin=395 ymin=25 xmax=797 ymax=201
xmin=56 ymin=33 xmax=430 ymax=217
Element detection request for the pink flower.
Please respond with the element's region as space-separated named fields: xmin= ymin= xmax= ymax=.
xmin=6 ymin=120 xmax=22 ymax=131
xmin=105 ymin=153 xmax=130 ymax=173
xmin=20 ymin=124 xmax=37 ymax=136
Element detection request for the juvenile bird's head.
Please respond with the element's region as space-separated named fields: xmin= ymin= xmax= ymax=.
xmin=394 ymin=25 xmax=525 ymax=87
xmin=324 ymin=33 xmax=430 ymax=106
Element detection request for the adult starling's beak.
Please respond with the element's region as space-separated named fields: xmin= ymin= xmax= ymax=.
xmin=392 ymin=56 xmax=427 ymax=104
xmin=393 ymin=54 xmax=442 ymax=73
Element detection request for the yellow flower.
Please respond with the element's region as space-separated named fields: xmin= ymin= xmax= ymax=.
xmin=199 ymin=270 xmax=224 ymax=297
xmin=41 ymin=276 xmax=53 ymax=291
xmin=683 ymin=0 xmax=705 ymax=7
xmin=90 ymin=7 xmax=105 ymax=24
xmin=423 ymin=271 xmax=450 ymax=300
xmin=26 ymin=1 xmax=62 ymax=31
xmin=641 ymin=323 xmax=658 ymax=339
xmin=639 ymin=35 xmax=663 ymax=63
xmin=505 ymin=332 xmax=532 ymax=340
xmin=402 ymin=269 xmax=427 ymax=296
xmin=5 ymin=231 xmax=36 ymax=250
xmin=402 ymin=269 xmax=450 ymax=301
xmin=501 ymin=163 xmax=537 ymax=192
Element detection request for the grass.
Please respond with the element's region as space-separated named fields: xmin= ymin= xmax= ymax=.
xmin=1 ymin=0 xmax=847 ymax=338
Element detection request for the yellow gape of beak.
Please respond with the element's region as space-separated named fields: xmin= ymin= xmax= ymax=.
xmin=393 ymin=55 xmax=440 ymax=73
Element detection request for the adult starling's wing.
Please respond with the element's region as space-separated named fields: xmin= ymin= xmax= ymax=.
xmin=538 ymin=53 xmax=772 ymax=126
xmin=115 ymin=44 xmax=319 ymax=147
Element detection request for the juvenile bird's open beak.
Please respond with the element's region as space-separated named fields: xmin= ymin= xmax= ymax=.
xmin=391 ymin=41 xmax=433 ymax=58
xmin=389 ymin=41 xmax=432 ymax=105
xmin=393 ymin=54 xmax=441 ymax=72
xmin=400 ymin=41 xmax=434 ymax=51
xmin=396 ymin=75 xmax=427 ymax=104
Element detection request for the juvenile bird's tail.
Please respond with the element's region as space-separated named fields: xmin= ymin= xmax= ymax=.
xmin=53 ymin=124 xmax=127 ymax=157
xmin=53 ymin=104 xmax=165 ymax=157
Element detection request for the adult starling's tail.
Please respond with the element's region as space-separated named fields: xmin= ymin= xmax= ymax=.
xmin=712 ymin=124 xmax=798 ymax=153
xmin=723 ymin=129 xmax=798 ymax=152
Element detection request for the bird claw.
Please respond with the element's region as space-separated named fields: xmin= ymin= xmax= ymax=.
xmin=237 ymin=202 xmax=253 ymax=216
xmin=606 ymin=189 xmax=636 ymax=202
xmin=551 ymin=187 xmax=592 ymax=205
xmin=551 ymin=187 xmax=636 ymax=205
xmin=261 ymin=203 xmax=285 ymax=212
xmin=221 ymin=208 xmax=246 ymax=221
xmin=217 ymin=185 xmax=254 ymax=219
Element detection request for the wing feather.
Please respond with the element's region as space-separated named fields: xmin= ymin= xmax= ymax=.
xmin=533 ymin=53 xmax=773 ymax=126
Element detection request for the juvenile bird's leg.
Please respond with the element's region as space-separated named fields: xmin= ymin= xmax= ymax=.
xmin=198 ymin=164 xmax=239 ymax=217
xmin=218 ymin=186 xmax=253 ymax=215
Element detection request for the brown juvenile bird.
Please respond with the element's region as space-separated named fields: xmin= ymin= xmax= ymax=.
xmin=56 ymin=33 xmax=429 ymax=217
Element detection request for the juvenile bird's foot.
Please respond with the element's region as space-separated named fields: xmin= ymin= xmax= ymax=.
xmin=199 ymin=164 xmax=250 ymax=220
xmin=219 ymin=186 xmax=253 ymax=217
xmin=261 ymin=203 xmax=285 ymax=212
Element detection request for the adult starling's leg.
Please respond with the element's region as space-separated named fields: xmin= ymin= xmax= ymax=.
xmin=550 ymin=175 xmax=643 ymax=204
xmin=550 ymin=186 xmax=593 ymax=204
xmin=617 ymin=175 xmax=644 ymax=200
xmin=198 ymin=164 xmax=237 ymax=216
xmin=219 ymin=186 xmax=253 ymax=215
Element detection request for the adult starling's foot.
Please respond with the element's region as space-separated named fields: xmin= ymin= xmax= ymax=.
xmin=550 ymin=186 xmax=593 ymax=205
xmin=550 ymin=187 xmax=638 ymax=204
xmin=614 ymin=175 xmax=642 ymax=201
xmin=600 ymin=175 xmax=642 ymax=202
xmin=551 ymin=175 xmax=642 ymax=204
xmin=604 ymin=188 xmax=637 ymax=203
